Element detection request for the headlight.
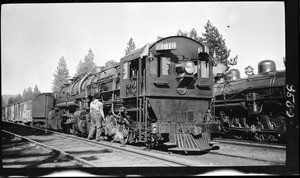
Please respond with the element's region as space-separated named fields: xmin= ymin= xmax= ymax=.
xmin=184 ymin=61 xmax=196 ymax=74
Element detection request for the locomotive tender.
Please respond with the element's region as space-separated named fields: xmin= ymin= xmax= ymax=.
xmin=48 ymin=36 xmax=219 ymax=152
xmin=213 ymin=60 xmax=286 ymax=142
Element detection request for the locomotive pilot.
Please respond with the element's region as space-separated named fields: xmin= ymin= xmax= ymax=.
xmin=88 ymin=94 xmax=105 ymax=141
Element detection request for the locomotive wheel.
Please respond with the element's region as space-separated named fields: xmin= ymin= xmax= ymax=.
xmin=122 ymin=124 xmax=130 ymax=144
xmin=51 ymin=117 xmax=60 ymax=130
xmin=69 ymin=124 xmax=75 ymax=135
xmin=239 ymin=117 xmax=249 ymax=128
xmin=256 ymin=121 xmax=264 ymax=130
xmin=48 ymin=110 xmax=58 ymax=130
xmin=74 ymin=110 xmax=89 ymax=134
xmin=127 ymin=130 xmax=136 ymax=144
xmin=276 ymin=116 xmax=286 ymax=130
xmin=258 ymin=134 xmax=265 ymax=141
xmin=104 ymin=115 xmax=117 ymax=139
xmin=267 ymin=134 xmax=277 ymax=142
xmin=258 ymin=114 xmax=274 ymax=130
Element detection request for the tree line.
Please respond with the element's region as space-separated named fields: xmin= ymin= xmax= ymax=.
xmin=52 ymin=20 xmax=237 ymax=93
xmin=177 ymin=20 xmax=237 ymax=67
xmin=3 ymin=84 xmax=41 ymax=106
xmin=2 ymin=20 xmax=236 ymax=109
xmin=52 ymin=48 xmax=98 ymax=93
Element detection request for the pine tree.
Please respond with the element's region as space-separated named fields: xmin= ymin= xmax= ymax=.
xmin=14 ymin=94 xmax=22 ymax=103
xmin=125 ymin=38 xmax=136 ymax=55
xmin=83 ymin=48 xmax=97 ymax=74
xmin=177 ymin=22 xmax=237 ymax=73
xmin=75 ymin=49 xmax=97 ymax=77
xmin=199 ymin=20 xmax=231 ymax=64
xmin=33 ymin=84 xmax=41 ymax=98
xmin=177 ymin=29 xmax=188 ymax=37
xmin=22 ymin=89 xmax=28 ymax=101
xmin=75 ymin=60 xmax=84 ymax=77
xmin=26 ymin=87 xmax=34 ymax=100
xmin=52 ymin=56 xmax=70 ymax=93
xmin=8 ymin=97 xmax=14 ymax=105
xmin=189 ymin=28 xmax=199 ymax=40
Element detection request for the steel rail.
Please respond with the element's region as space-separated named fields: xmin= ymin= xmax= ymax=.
xmin=208 ymin=151 xmax=285 ymax=165
xmin=212 ymin=138 xmax=286 ymax=150
xmin=209 ymin=138 xmax=286 ymax=165
xmin=2 ymin=121 xmax=205 ymax=167
xmin=2 ymin=129 xmax=96 ymax=167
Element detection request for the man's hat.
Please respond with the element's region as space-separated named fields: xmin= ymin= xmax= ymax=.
xmin=93 ymin=92 xmax=101 ymax=99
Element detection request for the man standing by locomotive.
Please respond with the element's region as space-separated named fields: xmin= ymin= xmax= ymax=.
xmin=88 ymin=94 xmax=105 ymax=141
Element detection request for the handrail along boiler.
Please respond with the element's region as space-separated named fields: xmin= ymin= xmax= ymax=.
xmin=43 ymin=36 xmax=219 ymax=152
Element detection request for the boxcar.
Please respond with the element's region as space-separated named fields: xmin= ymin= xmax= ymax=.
xmin=32 ymin=93 xmax=54 ymax=126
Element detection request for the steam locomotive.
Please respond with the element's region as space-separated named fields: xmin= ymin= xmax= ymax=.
xmin=3 ymin=36 xmax=219 ymax=153
xmin=213 ymin=60 xmax=286 ymax=142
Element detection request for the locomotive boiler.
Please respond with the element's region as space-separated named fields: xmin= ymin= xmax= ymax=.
xmin=48 ymin=36 xmax=219 ymax=152
xmin=213 ymin=60 xmax=286 ymax=142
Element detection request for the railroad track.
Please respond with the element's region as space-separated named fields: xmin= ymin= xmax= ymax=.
xmin=209 ymin=138 xmax=286 ymax=165
xmin=212 ymin=137 xmax=286 ymax=150
xmin=2 ymin=130 xmax=94 ymax=168
xmin=1 ymin=121 xmax=207 ymax=167
xmin=2 ymin=121 xmax=286 ymax=167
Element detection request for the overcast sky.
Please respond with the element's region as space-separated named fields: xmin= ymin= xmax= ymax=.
xmin=1 ymin=2 xmax=285 ymax=95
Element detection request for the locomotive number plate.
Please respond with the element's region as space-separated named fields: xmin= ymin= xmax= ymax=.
xmin=155 ymin=42 xmax=176 ymax=51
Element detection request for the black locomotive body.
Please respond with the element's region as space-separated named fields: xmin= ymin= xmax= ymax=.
xmin=48 ymin=36 xmax=219 ymax=152
xmin=213 ymin=60 xmax=286 ymax=142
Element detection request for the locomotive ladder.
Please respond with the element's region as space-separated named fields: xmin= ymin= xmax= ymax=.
xmin=137 ymin=96 xmax=149 ymax=143
xmin=138 ymin=97 xmax=144 ymax=142
xmin=137 ymin=66 xmax=149 ymax=144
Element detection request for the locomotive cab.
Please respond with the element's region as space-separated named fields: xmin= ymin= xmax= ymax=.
xmin=120 ymin=37 xmax=213 ymax=98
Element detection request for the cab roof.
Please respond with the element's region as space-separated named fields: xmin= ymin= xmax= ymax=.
xmin=120 ymin=36 xmax=204 ymax=62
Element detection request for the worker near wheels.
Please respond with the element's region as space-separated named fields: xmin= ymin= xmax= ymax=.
xmin=88 ymin=94 xmax=105 ymax=141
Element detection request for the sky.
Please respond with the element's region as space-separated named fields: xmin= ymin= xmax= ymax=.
xmin=1 ymin=2 xmax=285 ymax=95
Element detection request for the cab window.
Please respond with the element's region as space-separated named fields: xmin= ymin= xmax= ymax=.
xmin=200 ymin=61 xmax=209 ymax=78
xmin=123 ymin=62 xmax=129 ymax=79
xmin=129 ymin=59 xmax=139 ymax=78
xmin=149 ymin=56 xmax=171 ymax=77
xmin=161 ymin=57 xmax=171 ymax=75
xmin=150 ymin=57 xmax=158 ymax=75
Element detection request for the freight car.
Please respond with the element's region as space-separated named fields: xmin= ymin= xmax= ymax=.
xmin=213 ymin=60 xmax=286 ymax=142
xmin=47 ymin=36 xmax=220 ymax=152
xmin=32 ymin=93 xmax=55 ymax=127
xmin=2 ymin=93 xmax=54 ymax=126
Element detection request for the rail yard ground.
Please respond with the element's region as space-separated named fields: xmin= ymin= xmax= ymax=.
xmin=2 ymin=131 xmax=82 ymax=168
xmin=1 ymin=121 xmax=290 ymax=176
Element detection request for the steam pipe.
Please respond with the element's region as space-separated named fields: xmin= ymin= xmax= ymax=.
xmin=111 ymin=102 xmax=122 ymax=119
